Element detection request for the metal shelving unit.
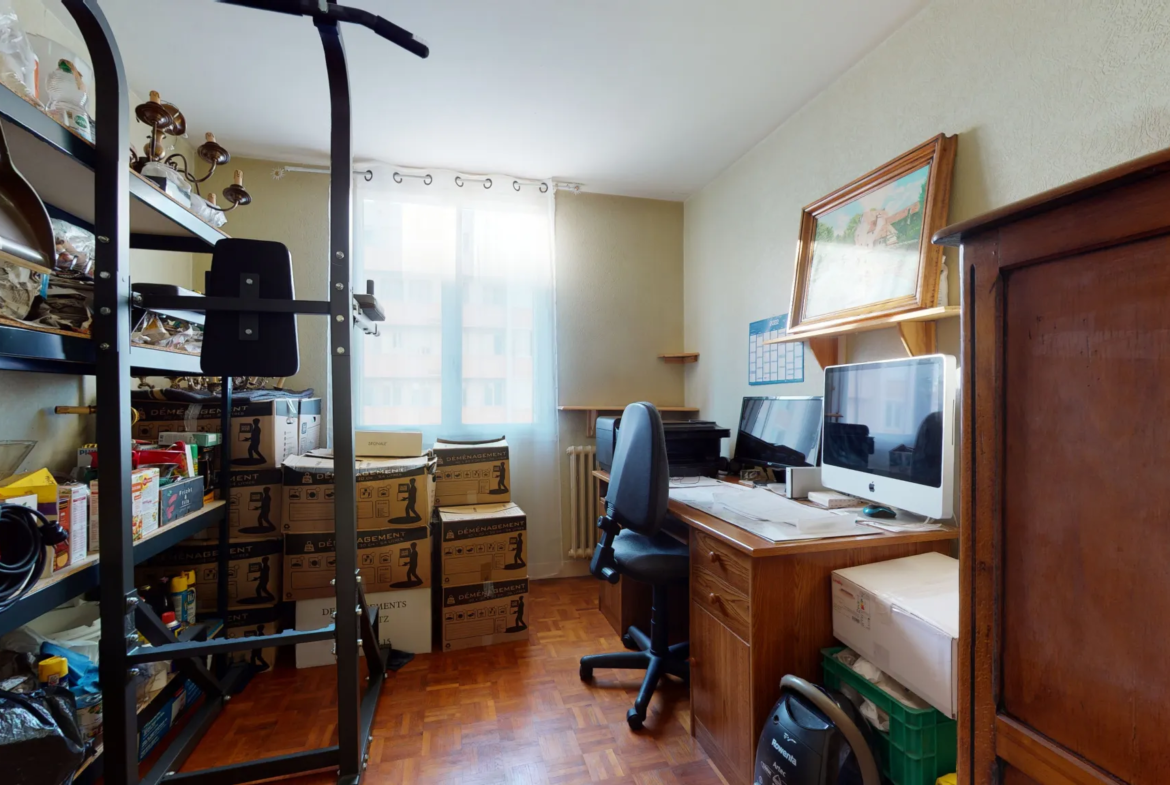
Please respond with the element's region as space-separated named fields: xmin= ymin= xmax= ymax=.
xmin=0 ymin=2 xmax=427 ymax=783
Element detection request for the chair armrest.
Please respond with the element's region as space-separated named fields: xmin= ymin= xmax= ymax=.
xmin=589 ymin=515 xmax=622 ymax=584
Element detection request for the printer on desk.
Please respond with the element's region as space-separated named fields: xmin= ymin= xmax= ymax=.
xmin=596 ymin=416 xmax=729 ymax=476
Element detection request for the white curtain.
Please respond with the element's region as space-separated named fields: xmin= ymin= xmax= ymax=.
xmin=354 ymin=167 xmax=562 ymax=577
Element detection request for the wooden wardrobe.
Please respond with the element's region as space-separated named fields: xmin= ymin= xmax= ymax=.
xmin=934 ymin=151 xmax=1170 ymax=785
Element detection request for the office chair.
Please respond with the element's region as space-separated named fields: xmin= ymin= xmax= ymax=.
xmin=580 ymin=402 xmax=689 ymax=730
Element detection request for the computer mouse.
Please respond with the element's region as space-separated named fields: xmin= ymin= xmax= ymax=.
xmin=862 ymin=504 xmax=897 ymax=519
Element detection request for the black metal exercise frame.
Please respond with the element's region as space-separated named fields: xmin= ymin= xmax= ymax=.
xmin=58 ymin=1 xmax=429 ymax=783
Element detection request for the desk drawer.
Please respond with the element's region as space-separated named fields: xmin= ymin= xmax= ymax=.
xmin=692 ymin=566 xmax=750 ymax=643
xmin=692 ymin=530 xmax=751 ymax=596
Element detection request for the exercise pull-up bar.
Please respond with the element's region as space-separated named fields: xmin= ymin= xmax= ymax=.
xmin=215 ymin=0 xmax=430 ymax=58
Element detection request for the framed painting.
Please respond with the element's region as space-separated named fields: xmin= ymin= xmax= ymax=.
xmin=787 ymin=134 xmax=957 ymax=334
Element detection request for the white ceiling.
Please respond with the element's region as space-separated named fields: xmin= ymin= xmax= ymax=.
xmin=64 ymin=0 xmax=928 ymax=200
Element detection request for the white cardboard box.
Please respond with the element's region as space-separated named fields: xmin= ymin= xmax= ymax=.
xmin=356 ymin=430 xmax=424 ymax=458
xmin=294 ymin=587 xmax=432 ymax=668
xmin=830 ymin=552 xmax=959 ymax=718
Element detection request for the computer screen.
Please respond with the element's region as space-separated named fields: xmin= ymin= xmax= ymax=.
xmin=733 ymin=396 xmax=823 ymax=469
xmin=823 ymin=356 xmax=947 ymax=488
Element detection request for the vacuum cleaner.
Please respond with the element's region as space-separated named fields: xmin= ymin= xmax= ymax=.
xmin=754 ymin=675 xmax=881 ymax=785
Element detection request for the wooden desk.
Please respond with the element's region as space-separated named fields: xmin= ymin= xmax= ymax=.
xmin=593 ymin=470 xmax=958 ymax=785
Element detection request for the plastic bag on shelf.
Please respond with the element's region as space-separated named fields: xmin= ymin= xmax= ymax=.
xmin=0 ymin=259 xmax=39 ymax=321
xmin=0 ymin=686 xmax=86 ymax=785
xmin=131 ymin=310 xmax=203 ymax=354
xmin=52 ymin=218 xmax=94 ymax=276
xmin=0 ymin=0 xmax=38 ymax=103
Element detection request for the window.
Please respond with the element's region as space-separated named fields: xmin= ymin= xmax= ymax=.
xmin=354 ymin=184 xmax=555 ymax=433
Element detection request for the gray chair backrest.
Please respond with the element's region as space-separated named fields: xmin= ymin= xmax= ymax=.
xmin=605 ymin=402 xmax=669 ymax=536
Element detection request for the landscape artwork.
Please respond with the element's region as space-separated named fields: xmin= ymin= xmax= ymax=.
xmin=801 ymin=163 xmax=931 ymax=320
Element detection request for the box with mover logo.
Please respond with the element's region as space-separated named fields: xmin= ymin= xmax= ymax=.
xmin=192 ymin=469 xmax=280 ymax=541
xmin=281 ymin=452 xmax=434 ymax=533
xmin=134 ymin=400 xmax=301 ymax=471
xmin=437 ymin=503 xmax=527 ymax=586
xmin=282 ymin=526 xmax=431 ymax=602
xmin=299 ymin=398 xmax=322 ymax=453
xmin=439 ymin=578 xmax=529 ymax=652
xmin=432 ymin=438 xmax=510 ymax=506
xmin=293 ymin=587 xmax=431 ymax=668
xmin=138 ymin=537 xmax=281 ymax=612
xmin=831 ymin=552 xmax=959 ymax=718
xmin=223 ymin=605 xmax=280 ymax=673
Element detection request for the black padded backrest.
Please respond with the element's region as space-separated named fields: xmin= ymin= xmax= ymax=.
xmin=201 ymin=238 xmax=299 ymax=378
xmin=606 ymin=402 xmax=669 ymax=536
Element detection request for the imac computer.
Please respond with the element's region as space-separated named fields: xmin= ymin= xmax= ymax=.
xmin=732 ymin=396 xmax=824 ymax=470
xmin=821 ymin=355 xmax=957 ymax=519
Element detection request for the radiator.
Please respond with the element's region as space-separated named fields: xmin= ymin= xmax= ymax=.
xmin=566 ymin=445 xmax=601 ymax=559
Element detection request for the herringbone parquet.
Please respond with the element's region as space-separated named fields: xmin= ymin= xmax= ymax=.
xmin=181 ymin=577 xmax=727 ymax=785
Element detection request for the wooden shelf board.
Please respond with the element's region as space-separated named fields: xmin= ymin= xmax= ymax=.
xmin=658 ymin=353 xmax=699 ymax=364
xmin=763 ymin=306 xmax=959 ymax=345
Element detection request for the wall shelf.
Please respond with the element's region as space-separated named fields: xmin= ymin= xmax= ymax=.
xmin=763 ymin=305 xmax=959 ymax=367
xmin=0 ymin=501 xmax=225 ymax=637
xmin=658 ymin=353 xmax=699 ymax=364
xmin=0 ymin=319 xmax=205 ymax=375
xmin=559 ymin=404 xmax=700 ymax=436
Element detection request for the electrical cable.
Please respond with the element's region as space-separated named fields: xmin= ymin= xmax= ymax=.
xmin=0 ymin=503 xmax=67 ymax=613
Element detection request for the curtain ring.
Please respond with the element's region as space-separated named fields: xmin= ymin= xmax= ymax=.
xmin=393 ymin=172 xmax=403 ymax=184
xmin=423 ymin=174 xmax=433 ymax=185
xmin=539 ymin=182 xmax=549 ymax=193
xmin=455 ymin=176 xmax=464 ymax=187
xmin=513 ymin=180 xmax=521 ymax=192
xmin=362 ymin=170 xmax=374 ymax=182
xmin=483 ymin=178 xmax=492 ymax=189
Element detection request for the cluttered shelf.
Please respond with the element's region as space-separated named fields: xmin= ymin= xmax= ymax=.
xmin=0 ymin=80 xmax=228 ymax=252
xmin=0 ymin=501 xmax=225 ymax=637
xmin=73 ymin=617 xmax=226 ymax=781
xmin=0 ymin=318 xmax=204 ymax=375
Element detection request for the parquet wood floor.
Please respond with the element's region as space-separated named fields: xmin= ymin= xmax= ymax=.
xmin=181 ymin=577 xmax=727 ymax=785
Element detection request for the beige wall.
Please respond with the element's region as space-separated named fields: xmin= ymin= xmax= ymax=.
xmin=683 ymin=0 xmax=1170 ymax=521
xmin=555 ymin=192 xmax=685 ymax=574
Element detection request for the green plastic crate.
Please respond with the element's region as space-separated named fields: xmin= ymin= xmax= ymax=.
xmin=821 ymin=646 xmax=956 ymax=785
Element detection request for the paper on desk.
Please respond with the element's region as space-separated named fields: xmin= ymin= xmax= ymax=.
xmin=857 ymin=517 xmax=946 ymax=533
xmin=715 ymin=487 xmax=840 ymax=525
xmin=668 ymin=476 xmax=722 ymax=489
xmin=672 ymin=485 xmax=880 ymax=543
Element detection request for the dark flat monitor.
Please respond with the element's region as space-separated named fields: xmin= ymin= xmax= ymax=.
xmin=733 ymin=396 xmax=823 ymax=469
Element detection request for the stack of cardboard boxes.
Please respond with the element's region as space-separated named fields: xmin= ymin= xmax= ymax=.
xmin=288 ymin=434 xmax=437 ymax=668
xmin=136 ymin=397 xmax=321 ymax=670
xmin=433 ymin=438 xmax=529 ymax=652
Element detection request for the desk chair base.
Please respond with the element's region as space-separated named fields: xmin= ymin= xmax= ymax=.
xmin=580 ymin=585 xmax=688 ymax=730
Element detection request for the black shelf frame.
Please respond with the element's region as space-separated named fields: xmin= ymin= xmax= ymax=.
xmin=0 ymin=2 xmax=425 ymax=784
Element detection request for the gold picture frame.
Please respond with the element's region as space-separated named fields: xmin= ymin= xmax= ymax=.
xmin=787 ymin=134 xmax=957 ymax=334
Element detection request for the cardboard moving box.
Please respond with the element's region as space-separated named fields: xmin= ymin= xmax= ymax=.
xmin=190 ymin=469 xmax=282 ymax=541
xmin=356 ymin=430 xmax=424 ymax=458
xmin=437 ymin=503 xmax=527 ymax=586
xmin=433 ymin=438 xmax=510 ymax=506
xmin=294 ymin=587 xmax=431 ymax=668
xmin=139 ymin=537 xmax=281 ymax=612
xmin=223 ymin=605 xmax=280 ymax=673
xmin=134 ymin=399 xmax=313 ymax=471
xmin=283 ymin=526 xmax=431 ymax=602
xmin=440 ymin=578 xmax=529 ymax=652
xmin=282 ymin=452 xmax=434 ymax=533
xmin=831 ymin=552 xmax=959 ymax=718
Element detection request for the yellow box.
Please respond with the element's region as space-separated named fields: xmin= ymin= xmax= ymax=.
xmin=0 ymin=468 xmax=58 ymax=522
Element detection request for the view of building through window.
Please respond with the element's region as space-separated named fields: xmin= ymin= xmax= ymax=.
xmin=357 ymin=199 xmax=549 ymax=428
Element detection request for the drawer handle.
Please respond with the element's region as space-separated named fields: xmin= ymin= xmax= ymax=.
xmin=707 ymin=550 xmax=720 ymax=564
xmin=708 ymin=592 xmax=721 ymax=606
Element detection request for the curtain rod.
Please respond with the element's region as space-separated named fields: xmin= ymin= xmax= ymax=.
xmin=273 ymin=164 xmax=575 ymax=193
xmin=272 ymin=165 xmax=374 ymax=181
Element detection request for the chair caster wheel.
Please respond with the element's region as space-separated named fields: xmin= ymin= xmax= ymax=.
xmin=621 ymin=633 xmax=638 ymax=651
xmin=626 ymin=708 xmax=645 ymax=730
xmin=579 ymin=662 xmax=593 ymax=682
